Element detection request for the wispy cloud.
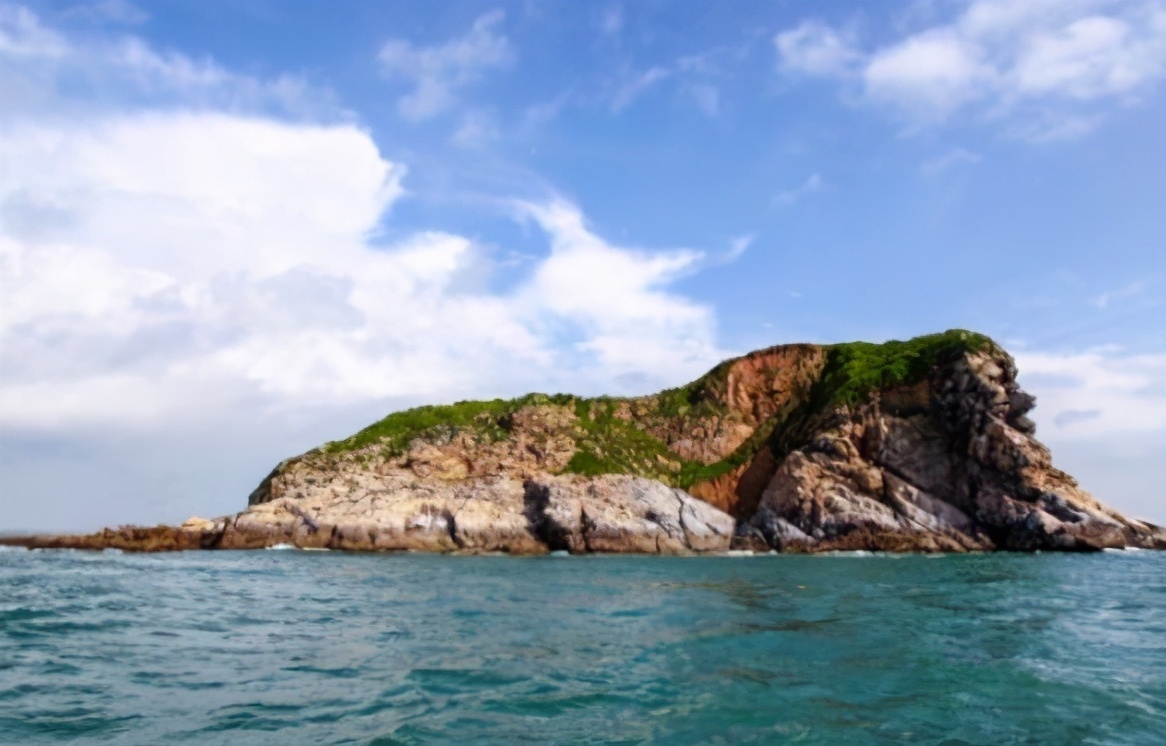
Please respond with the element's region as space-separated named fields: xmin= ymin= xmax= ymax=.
xmin=601 ymin=42 xmax=741 ymax=117
xmin=60 ymin=0 xmax=146 ymax=25
xmin=1092 ymin=280 xmax=1146 ymax=310
xmin=452 ymin=109 xmax=500 ymax=148
xmin=920 ymin=147 xmax=982 ymax=175
xmin=600 ymin=5 xmax=623 ymax=36
xmin=721 ymin=234 xmax=755 ymax=263
xmin=609 ymin=65 xmax=670 ymax=113
xmin=0 ymin=2 xmax=336 ymax=119
xmin=378 ymin=10 xmax=512 ymax=121
xmin=772 ymin=173 xmax=823 ymax=207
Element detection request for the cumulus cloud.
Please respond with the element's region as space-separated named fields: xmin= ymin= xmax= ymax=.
xmin=0 ymin=115 xmax=727 ymax=430
xmin=0 ymin=5 xmax=729 ymax=448
xmin=774 ymin=0 xmax=1166 ymax=139
xmin=378 ymin=10 xmax=513 ymax=121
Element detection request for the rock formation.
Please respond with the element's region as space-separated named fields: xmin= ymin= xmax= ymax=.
xmin=7 ymin=330 xmax=1163 ymax=554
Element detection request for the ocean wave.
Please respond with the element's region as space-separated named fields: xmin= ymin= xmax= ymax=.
xmin=2 ymin=549 xmax=1163 ymax=743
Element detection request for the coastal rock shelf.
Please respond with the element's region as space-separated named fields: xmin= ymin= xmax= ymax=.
xmin=8 ymin=330 xmax=1164 ymax=554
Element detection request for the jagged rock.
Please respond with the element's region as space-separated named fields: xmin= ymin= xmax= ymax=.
xmin=747 ymin=348 xmax=1165 ymax=552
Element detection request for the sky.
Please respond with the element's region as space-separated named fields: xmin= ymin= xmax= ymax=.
xmin=1 ymin=0 xmax=1164 ymax=531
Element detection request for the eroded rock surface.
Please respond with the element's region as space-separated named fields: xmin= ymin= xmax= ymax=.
xmin=749 ymin=351 xmax=1165 ymax=552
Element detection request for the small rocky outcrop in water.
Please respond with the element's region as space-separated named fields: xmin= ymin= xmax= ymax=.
xmin=7 ymin=330 xmax=1163 ymax=554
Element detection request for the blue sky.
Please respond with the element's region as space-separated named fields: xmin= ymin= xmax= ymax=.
xmin=2 ymin=0 xmax=1165 ymax=530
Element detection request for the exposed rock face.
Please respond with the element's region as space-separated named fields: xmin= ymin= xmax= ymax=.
xmin=8 ymin=333 xmax=1163 ymax=554
xmin=748 ymin=352 xmax=1165 ymax=552
xmin=223 ymin=473 xmax=733 ymax=554
xmin=633 ymin=344 xmax=826 ymax=465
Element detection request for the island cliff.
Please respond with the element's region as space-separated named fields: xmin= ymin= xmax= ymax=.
xmin=8 ymin=331 xmax=1164 ymax=554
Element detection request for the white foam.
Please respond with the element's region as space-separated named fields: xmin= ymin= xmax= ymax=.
xmin=267 ymin=543 xmax=296 ymax=551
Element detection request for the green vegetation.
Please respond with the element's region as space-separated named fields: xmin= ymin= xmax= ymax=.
xmin=325 ymin=393 xmax=574 ymax=456
xmin=323 ymin=330 xmax=996 ymax=489
xmin=816 ymin=329 xmax=993 ymax=408
xmin=566 ymin=398 xmax=684 ymax=484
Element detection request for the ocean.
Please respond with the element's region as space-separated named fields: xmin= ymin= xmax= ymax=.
xmin=1 ymin=547 xmax=1163 ymax=745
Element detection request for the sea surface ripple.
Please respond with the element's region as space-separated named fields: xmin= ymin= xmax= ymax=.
xmin=1 ymin=548 xmax=1164 ymax=744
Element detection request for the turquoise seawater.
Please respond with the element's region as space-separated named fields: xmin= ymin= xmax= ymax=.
xmin=1 ymin=548 xmax=1163 ymax=745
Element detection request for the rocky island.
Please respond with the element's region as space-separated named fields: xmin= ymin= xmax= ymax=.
xmin=7 ymin=330 xmax=1164 ymax=554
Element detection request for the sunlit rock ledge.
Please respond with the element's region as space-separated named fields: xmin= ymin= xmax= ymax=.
xmin=7 ymin=331 xmax=1165 ymax=555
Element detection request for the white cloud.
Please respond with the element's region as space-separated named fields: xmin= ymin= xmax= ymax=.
xmin=0 ymin=4 xmax=732 ymax=444
xmin=378 ymin=10 xmax=512 ymax=121
xmin=1013 ymin=345 xmax=1166 ymax=521
xmin=1015 ymin=350 xmax=1166 ymax=441
xmin=1010 ymin=14 xmax=1166 ymax=99
xmin=0 ymin=114 xmax=728 ymax=429
xmin=514 ymin=200 xmax=720 ymax=373
xmin=772 ymin=172 xmax=823 ymax=207
xmin=774 ymin=1 xmax=1166 ymax=138
xmin=864 ymin=29 xmax=995 ymax=120
xmin=775 ymin=20 xmax=860 ymax=77
xmin=0 ymin=2 xmax=334 ymax=120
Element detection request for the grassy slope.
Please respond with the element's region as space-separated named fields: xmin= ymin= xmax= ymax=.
xmin=322 ymin=330 xmax=993 ymax=489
